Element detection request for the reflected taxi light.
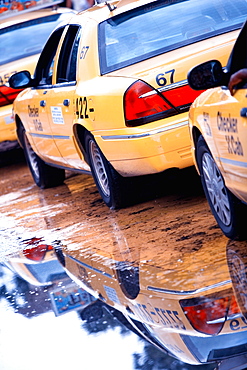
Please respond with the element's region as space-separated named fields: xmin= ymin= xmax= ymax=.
xmin=23 ymin=244 xmax=53 ymax=261
xmin=228 ymin=295 xmax=241 ymax=316
xmin=180 ymin=293 xmax=241 ymax=335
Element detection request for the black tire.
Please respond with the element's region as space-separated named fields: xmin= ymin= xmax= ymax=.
xmin=196 ymin=135 xmax=247 ymax=240
xmin=227 ymin=240 xmax=247 ymax=319
xmin=19 ymin=124 xmax=65 ymax=189
xmin=79 ymin=300 xmax=104 ymax=322
xmin=85 ymin=133 xmax=131 ymax=209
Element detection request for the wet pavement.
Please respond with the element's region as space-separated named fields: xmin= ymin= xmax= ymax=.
xmin=0 ymin=149 xmax=247 ymax=370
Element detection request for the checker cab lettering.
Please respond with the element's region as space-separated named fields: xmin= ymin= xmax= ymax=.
xmin=217 ymin=112 xmax=243 ymax=156
xmin=28 ymin=105 xmax=39 ymax=117
xmin=217 ymin=112 xmax=238 ymax=133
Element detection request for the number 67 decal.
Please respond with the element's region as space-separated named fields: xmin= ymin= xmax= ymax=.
xmin=80 ymin=46 xmax=89 ymax=59
xmin=156 ymin=69 xmax=175 ymax=86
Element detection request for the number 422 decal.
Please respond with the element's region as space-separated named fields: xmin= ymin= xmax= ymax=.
xmin=75 ymin=97 xmax=94 ymax=120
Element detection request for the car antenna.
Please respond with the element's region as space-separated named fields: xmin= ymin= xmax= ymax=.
xmin=105 ymin=1 xmax=117 ymax=11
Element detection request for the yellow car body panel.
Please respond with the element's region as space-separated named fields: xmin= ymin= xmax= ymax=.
xmin=0 ymin=106 xmax=16 ymax=140
xmin=0 ymin=55 xmax=39 ymax=150
xmin=190 ymin=87 xmax=247 ymax=204
xmin=0 ymin=8 xmax=75 ymax=151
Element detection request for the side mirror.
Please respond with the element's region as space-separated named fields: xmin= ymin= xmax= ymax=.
xmin=187 ymin=60 xmax=226 ymax=90
xmin=8 ymin=70 xmax=33 ymax=89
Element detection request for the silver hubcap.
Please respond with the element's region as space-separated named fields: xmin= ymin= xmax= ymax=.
xmin=24 ymin=134 xmax=40 ymax=180
xmin=202 ymin=152 xmax=231 ymax=226
xmin=89 ymin=140 xmax=110 ymax=197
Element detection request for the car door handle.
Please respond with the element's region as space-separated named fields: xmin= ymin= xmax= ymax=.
xmin=240 ymin=107 xmax=247 ymax=117
xmin=40 ymin=100 xmax=46 ymax=107
xmin=63 ymin=99 xmax=70 ymax=107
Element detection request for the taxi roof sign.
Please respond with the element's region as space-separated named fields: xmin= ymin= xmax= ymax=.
xmin=0 ymin=0 xmax=63 ymax=20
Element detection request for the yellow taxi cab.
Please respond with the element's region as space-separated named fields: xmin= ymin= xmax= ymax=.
xmin=9 ymin=0 xmax=247 ymax=208
xmin=53 ymin=230 xmax=247 ymax=366
xmin=187 ymin=19 xmax=247 ymax=240
xmin=0 ymin=5 xmax=75 ymax=152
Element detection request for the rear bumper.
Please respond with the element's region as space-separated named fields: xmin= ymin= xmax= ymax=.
xmin=96 ymin=118 xmax=193 ymax=176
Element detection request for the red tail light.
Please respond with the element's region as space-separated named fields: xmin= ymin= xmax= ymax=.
xmin=228 ymin=295 xmax=241 ymax=316
xmin=124 ymin=80 xmax=177 ymax=127
xmin=23 ymin=243 xmax=53 ymax=261
xmin=124 ymin=80 xmax=203 ymax=128
xmin=161 ymin=84 xmax=202 ymax=110
xmin=180 ymin=292 xmax=241 ymax=335
xmin=0 ymin=85 xmax=22 ymax=107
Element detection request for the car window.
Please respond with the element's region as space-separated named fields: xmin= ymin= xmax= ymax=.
xmin=0 ymin=14 xmax=72 ymax=66
xmin=99 ymin=0 xmax=247 ymax=74
xmin=34 ymin=27 xmax=66 ymax=86
xmin=226 ymin=19 xmax=247 ymax=75
xmin=56 ymin=25 xmax=81 ymax=84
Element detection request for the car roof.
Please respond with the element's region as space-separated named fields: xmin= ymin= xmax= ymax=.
xmin=67 ymin=0 xmax=156 ymax=24
xmin=0 ymin=7 xmax=74 ymax=30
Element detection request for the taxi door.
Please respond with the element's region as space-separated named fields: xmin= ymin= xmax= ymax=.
xmin=207 ymin=88 xmax=247 ymax=194
xmin=27 ymin=26 xmax=68 ymax=166
xmin=45 ymin=25 xmax=89 ymax=171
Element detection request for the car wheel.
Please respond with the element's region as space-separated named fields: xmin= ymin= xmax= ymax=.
xmin=227 ymin=241 xmax=247 ymax=319
xmin=19 ymin=124 xmax=65 ymax=189
xmin=85 ymin=133 xmax=131 ymax=209
xmin=79 ymin=300 xmax=104 ymax=322
xmin=196 ymin=135 xmax=247 ymax=240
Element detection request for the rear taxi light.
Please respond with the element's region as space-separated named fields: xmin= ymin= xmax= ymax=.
xmin=180 ymin=293 xmax=241 ymax=335
xmin=124 ymin=80 xmax=176 ymax=127
xmin=0 ymin=85 xmax=22 ymax=107
xmin=161 ymin=84 xmax=202 ymax=111
xmin=23 ymin=243 xmax=53 ymax=262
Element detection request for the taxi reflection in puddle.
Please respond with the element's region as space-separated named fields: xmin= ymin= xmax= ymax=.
xmin=226 ymin=240 xmax=247 ymax=321
xmin=54 ymin=232 xmax=247 ymax=368
xmin=2 ymin=237 xmax=95 ymax=316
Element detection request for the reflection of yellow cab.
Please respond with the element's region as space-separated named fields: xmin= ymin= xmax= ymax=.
xmin=4 ymin=237 xmax=67 ymax=286
xmin=0 ymin=7 xmax=74 ymax=151
xmin=226 ymin=240 xmax=247 ymax=320
xmin=3 ymin=236 xmax=96 ymax=316
xmin=54 ymin=233 xmax=247 ymax=366
xmin=9 ymin=0 xmax=247 ymax=208
xmin=187 ymin=20 xmax=247 ymax=240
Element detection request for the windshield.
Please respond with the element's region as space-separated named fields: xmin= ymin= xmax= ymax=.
xmin=0 ymin=14 xmax=69 ymax=66
xmin=99 ymin=0 xmax=247 ymax=74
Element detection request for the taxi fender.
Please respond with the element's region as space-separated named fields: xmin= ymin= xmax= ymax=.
xmin=190 ymin=88 xmax=227 ymax=174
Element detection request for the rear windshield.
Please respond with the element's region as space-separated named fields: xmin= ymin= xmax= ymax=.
xmin=99 ymin=0 xmax=247 ymax=74
xmin=0 ymin=14 xmax=70 ymax=66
